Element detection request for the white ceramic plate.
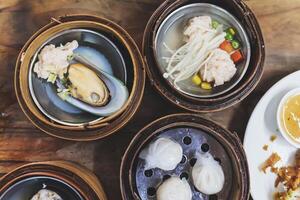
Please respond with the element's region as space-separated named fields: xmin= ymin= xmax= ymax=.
xmin=243 ymin=71 xmax=300 ymax=200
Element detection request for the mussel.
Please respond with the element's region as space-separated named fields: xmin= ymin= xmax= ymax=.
xmin=68 ymin=63 xmax=109 ymax=106
xmin=56 ymin=53 xmax=129 ymax=117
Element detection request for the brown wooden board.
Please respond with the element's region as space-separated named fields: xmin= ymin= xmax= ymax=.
xmin=0 ymin=0 xmax=299 ymax=199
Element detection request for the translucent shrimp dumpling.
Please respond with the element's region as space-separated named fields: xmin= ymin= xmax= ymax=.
xmin=139 ymin=137 xmax=183 ymax=171
xmin=192 ymin=152 xmax=225 ymax=195
xmin=157 ymin=176 xmax=192 ymax=200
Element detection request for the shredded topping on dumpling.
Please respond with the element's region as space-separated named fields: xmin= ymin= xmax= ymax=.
xmin=31 ymin=189 xmax=63 ymax=200
xmin=34 ymin=40 xmax=78 ymax=79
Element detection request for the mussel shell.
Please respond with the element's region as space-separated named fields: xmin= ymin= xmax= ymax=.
xmin=28 ymin=29 xmax=127 ymax=126
xmin=60 ymin=53 xmax=129 ymax=117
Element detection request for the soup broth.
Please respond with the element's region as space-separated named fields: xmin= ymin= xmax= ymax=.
xmin=282 ymin=94 xmax=300 ymax=142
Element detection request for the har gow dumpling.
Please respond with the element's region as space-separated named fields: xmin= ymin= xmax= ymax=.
xmin=157 ymin=177 xmax=192 ymax=200
xmin=192 ymin=152 xmax=225 ymax=195
xmin=139 ymin=137 xmax=183 ymax=171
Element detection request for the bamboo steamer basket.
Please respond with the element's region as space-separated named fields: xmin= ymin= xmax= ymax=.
xmin=14 ymin=14 xmax=145 ymax=141
xmin=0 ymin=161 xmax=107 ymax=200
xmin=143 ymin=0 xmax=265 ymax=112
xmin=120 ymin=113 xmax=250 ymax=200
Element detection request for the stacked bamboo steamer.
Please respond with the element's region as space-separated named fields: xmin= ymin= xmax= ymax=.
xmin=120 ymin=114 xmax=250 ymax=200
xmin=143 ymin=0 xmax=265 ymax=112
xmin=14 ymin=14 xmax=145 ymax=141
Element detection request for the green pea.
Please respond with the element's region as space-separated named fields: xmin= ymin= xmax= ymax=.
xmin=225 ymin=32 xmax=233 ymax=41
xmin=231 ymin=40 xmax=240 ymax=49
xmin=212 ymin=20 xmax=219 ymax=29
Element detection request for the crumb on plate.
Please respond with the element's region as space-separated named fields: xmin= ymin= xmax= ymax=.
xmin=271 ymin=135 xmax=277 ymax=142
xmin=261 ymin=153 xmax=281 ymax=173
xmin=263 ymin=144 xmax=269 ymax=151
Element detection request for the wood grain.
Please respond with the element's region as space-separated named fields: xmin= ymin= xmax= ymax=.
xmin=0 ymin=0 xmax=300 ymax=199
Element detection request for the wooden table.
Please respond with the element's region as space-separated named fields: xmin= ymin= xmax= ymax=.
xmin=0 ymin=0 xmax=299 ymax=199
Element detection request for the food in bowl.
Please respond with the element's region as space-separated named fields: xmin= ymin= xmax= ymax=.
xmin=277 ymin=88 xmax=300 ymax=147
xmin=31 ymin=188 xmax=63 ymax=200
xmin=33 ymin=40 xmax=129 ymax=117
xmin=139 ymin=137 xmax=183 ymax=171
xmin=162 ymin=15 xmax=244 ymax=90
xmin=261 ymin=150 xmax=300 ymax=200
xmin=192 ymin=152 xmax=225 ymax=195
xmin=156 ymin=176 xmax=192 ymax=200
xmin=121 ymin=114 xmax=249 ymax=200
xmin=138 ymin=135 xmax=225 ymax=196
xmin=153 ymin=3 xmax=252 ymax=99
xmin=34 ymin=40 xmax=78 ymax=80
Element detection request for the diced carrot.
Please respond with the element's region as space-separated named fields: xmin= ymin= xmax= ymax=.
xmin=231 ymin=50 xmax=244 ymax=63
xmin=219 ymin=40 xmax=234 ymax=53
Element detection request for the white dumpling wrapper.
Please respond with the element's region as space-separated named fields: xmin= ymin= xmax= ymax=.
xmin=139 ymin=137 xmax=183 ymax=171
xmin=157 ymin=177 xmax=192 ymax=200
xmin=192 ymin=152 xmax=225 ymax=195
xmin=31 ymin=189 xmax=63 ymax=200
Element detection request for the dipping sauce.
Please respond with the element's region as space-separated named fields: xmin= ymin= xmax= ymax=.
xmin=282 ymin=94 xmax=300 ymax=142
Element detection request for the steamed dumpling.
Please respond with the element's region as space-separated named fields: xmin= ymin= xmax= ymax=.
xmin=139 ymin=137 xmax=183 ymax=171
xmin=31 ymin=189 xmax=63 ymax=200
xmin=192 ymin=152 xmax=225 ymax=195
xmin=157 ymin=177 xmax=192 ymax=200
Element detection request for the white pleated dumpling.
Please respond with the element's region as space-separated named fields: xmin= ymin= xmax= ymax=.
xmin=192 ymin=152 xmax=225 ymax=195
xmin=157 ymin=177 xmax=192 ymax=200
xmin=139 ymin=137 xmax=183 ymax=171
xmin=31 ymin=189 xmax=63 ymax=200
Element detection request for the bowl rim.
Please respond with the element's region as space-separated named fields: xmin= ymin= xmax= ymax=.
xmin=276 ymin=87 xmax=300 ymax=148
xmin=120 ymin=113 xmax=250 ymax=200
xmin=142 ymin=0 xmax=265 ymax=113
xmin=14 ymin=14 xmax=145 ymax=141
xmin=153 ymin=3 xmax=251 ymax=98
xmin=28 ymin=28 xmax=127 ymax=127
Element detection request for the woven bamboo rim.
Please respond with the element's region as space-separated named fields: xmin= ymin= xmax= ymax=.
xmin=120 ymin=113 xmax=250 ymax=200
xmin=14 ymin=14 xmax=145 ymax=141
xmin=0 ymin=161 xmax=107 ymax=200
xmin=143 ymin=0 xmax=265 ymax=112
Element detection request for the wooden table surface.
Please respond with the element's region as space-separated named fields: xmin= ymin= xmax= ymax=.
xmin=0 ymin=0 xmax=299 ymax=199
